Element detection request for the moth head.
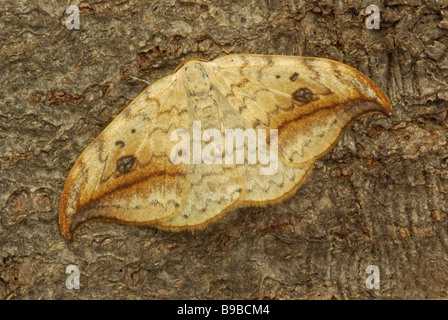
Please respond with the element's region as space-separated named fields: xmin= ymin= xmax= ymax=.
xmin=181 ymin=60 xmax=211 ymax=95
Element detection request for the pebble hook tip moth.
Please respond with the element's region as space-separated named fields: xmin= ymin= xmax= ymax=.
xmin=59 ymin=54 xmax=391 ymax=240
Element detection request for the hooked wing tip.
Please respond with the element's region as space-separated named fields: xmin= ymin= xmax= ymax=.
xmin=59 ymin=204 xmax=75 ymax=241
xmin=372 ymin=83 xmax=392 ymax=117
xmin=351 ymin=65 xmax=392 ymax=117
xmin=59 ymin=182 xmax=80 ymax=241
xmin=59 ymin=217 xmax=75 ymax=241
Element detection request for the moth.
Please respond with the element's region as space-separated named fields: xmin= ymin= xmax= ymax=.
xmin=59 ymin=54 xmax=391 ymax=240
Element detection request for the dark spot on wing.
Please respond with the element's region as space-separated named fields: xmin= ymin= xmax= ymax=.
xmin=292 ymin=88 xmax=313 ymax=103
xmin=276 ymin=75 xmax=280 ymax=79
xmin=131 ymin=129 xmax=136 ymax=133
xmin=116 ymin=155 xmax=136 ymax=175
xmin=289 ymin=72 xmax=299 ymax=82
xmin=115 ymin=141 xmax=125 ymax=147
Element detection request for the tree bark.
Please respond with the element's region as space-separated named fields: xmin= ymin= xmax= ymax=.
xmin=0 ymin=0 xmax=447 ymax=299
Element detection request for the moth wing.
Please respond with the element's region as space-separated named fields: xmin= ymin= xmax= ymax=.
xmin=157 ymin=60 xmax=316 ymax=230
xmin=156 ymin=163 xmax=244 ymax=229
xmin=59 ymin=75 xmax=189 ymax=239
xmin=238 ymin=163 xmax=314 ymax=206
xmin=209 ymin=54 xmax=392 ymax=167
xmin=155 ymin=63 xmax=245 ymax=230
xmin=205 ymin=84 xmax=315 ymax=206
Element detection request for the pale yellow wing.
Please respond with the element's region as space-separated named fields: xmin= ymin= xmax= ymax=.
xmin=167 ymin=55 xmax=391 ymax=208
xmin=156 ymin=62 xmax=245 ymax=229
xmin=59 ymin=74 xmax=190 ymax=239
xmin=207 ymin=83 xmax=314 ymax=206
xmin=157 ymin=60 xmax=315 ymax=230
xmin=208 ymin=54 xmax=391 ymax=167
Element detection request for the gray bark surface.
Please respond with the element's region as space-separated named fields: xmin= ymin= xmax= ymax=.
xmin=0 ymin=0 xmax=447 ymax=299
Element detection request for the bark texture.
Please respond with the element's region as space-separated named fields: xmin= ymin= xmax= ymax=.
xmin=0 ymin=0 xmax=447 ymax=299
